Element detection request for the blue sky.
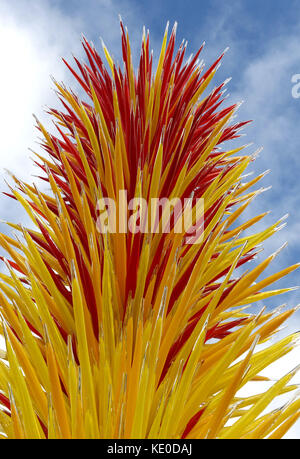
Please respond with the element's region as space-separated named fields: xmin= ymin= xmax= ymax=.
xmin=0 ymin=0 xmax=299 ymax=437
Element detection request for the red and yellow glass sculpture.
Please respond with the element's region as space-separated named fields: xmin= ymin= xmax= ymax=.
xmin=0 ymin=21 xmax=299 ymax=439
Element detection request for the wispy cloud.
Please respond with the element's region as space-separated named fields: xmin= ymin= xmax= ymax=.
xmin=191 ymin=2 xmax=300 ymax=436
xmin=229 ymin=30 xmax=300 ymax=304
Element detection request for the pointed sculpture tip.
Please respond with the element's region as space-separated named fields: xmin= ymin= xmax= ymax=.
xmin=272 ymin=241 xmax=288 ymax=259
xmin=289 ymin=364 xmax=300 ymax=377
xmin=223 ymin=77 xmax=232 ymax=86
xmin=279 ymin=213 xmax=289 ymax=223
xmin=262 ymin=169 xmax=271 ymax=177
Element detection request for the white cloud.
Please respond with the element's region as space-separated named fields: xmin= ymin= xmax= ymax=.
xmin=235 ymin=314 xmax=300 ymax=439
xmin=0 ymin=0 xmax=144 ymax=224
xmin=0 ymin=0 xmax=84 ymax=181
